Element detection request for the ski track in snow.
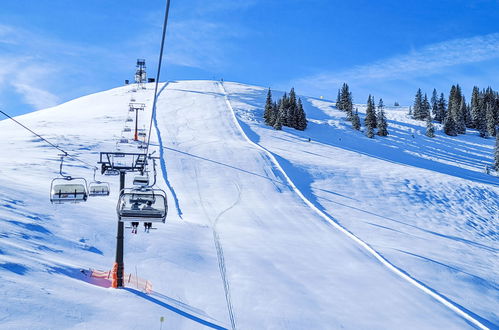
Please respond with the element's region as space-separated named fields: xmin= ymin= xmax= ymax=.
xmin=1 ymin=80 xmax=496 ymax=329
xmin=218 ymin=81 xmax=490 ymax=330
xmin=194 ymin=162 xmax=240 ymax=330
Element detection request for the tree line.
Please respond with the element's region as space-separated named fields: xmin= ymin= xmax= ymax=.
xmin=262 ymin=83 xmax=499 ymax=172
xmin=336 ymin=83 xmax=388 ymax=138
xmin=264 ymin=88 xmax=307 ymax=131
xmin=411 ymin=85 xmax=499 ymax=138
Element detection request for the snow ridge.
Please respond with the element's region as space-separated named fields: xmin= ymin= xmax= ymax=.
xmin=152 ymin=82 xmax=183 ymax=219
xmin=218 ymin=81 xmax=489 ymax=330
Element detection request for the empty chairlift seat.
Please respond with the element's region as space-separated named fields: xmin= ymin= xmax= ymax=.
xmin=88 ymin=181 xmax=110 ymax=196
xmin=50 ymin=178 xmax=88 ymax=204
xmin=117 ymin=188 xmax=168 ymax=223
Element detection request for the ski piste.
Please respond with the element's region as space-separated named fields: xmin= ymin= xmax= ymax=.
xmin=0 ymin=80 xmax=496 ymax=329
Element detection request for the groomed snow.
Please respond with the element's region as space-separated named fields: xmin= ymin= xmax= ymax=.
xmin=0 ymin=80 xmax=496 ymax=329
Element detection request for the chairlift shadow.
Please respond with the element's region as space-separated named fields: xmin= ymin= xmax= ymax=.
xmin=124 ymin=288 xmax=228 ymax=330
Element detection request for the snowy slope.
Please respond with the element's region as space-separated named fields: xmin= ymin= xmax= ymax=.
xmin=223 ymin=81 xmax=499 ymax=328
xmin=0 ymin=80 xmax=496 ymax=329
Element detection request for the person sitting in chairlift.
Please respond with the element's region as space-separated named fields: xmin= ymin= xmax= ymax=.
xmin=142 ymin=200 xmax=154 ymax=210
xmin=131 ymin=221 xmax=139 ymax=234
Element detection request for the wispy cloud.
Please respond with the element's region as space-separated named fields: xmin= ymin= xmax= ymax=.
xmin=0 ymin=23 xmax=127 ymax=112
xmin=296 ymin=33 xmax=499 ymax=89
xmin=165 ymin=19 xmax=248 ymax=69
xmin=138 ymin=1 xmax=255 ymax=71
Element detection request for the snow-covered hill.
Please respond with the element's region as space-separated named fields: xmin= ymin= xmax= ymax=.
xmin=0 ymin=80 xmax=497 ymax=329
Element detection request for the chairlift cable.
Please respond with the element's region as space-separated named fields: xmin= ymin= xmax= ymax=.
xmin=144 ymin=0 xmax=171 ymax=157
xmin=0 ymin=109 xmax=98 ymax=171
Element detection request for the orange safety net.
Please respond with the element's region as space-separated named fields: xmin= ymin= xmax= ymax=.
xmin=90 ymin=267 xmax=153 ymax=294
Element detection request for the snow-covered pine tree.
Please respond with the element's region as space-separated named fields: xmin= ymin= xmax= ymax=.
xmin=365 ymin=95 xmax=376 ymax=138
xmin=465 ymin=101 xmax=473 ymax=129
xmin=269 ymin=101 xmax=278 ymax=126
xmin=477 ymin=96 xmax=488 ymax=138
xmin=281 ymin=92 xmax=289 ymax=126
xmin=486 ymin=104 xmax=496 ymax=137
xmin=443 ymin=110 xmax=458 ymax=136
xmin=270 ymin=99 xmax=281 ymax=127
xmin=422 ymin=93 xmax=431 ymax=120
xmin=425 ymin=114 xmax=435 ymax=138
xmin=408 ymin=106 xmax=412 ymax=116
xmin=456 ymin=96 xmax=466 ymax=134
xmin=495 ymin=132 xmax=499 ymax=171
xmin=377 ymin=98 xmax=388 ymax=136
xmin=264 ymin=88 xmax=273 ymax=126
xmin=471 ymin=86 xmax=480 ymax=128
xmin=296 ymin=98 xmax=307 ymax=131
xmin=340 ymin=83 xmax=348 ymax=110
xmin=352 ymin=108 xmax=361 ymax=130
xmin=336 ymin=89 xmax=342 ymax=110
xmin=345 ymin=91 xmax=354 ymax=121
xmin=274 ymin=101 xmax=285 ymax=130
xmin=431 ymin=88 xmax=438 ymax=118
xmin=436 ymin=93 xmax=447 ymax=122
xmin=288 ymin=88 xmax=298 ymax=129
xmin=413 ymin=89 xmax=423 ymax=120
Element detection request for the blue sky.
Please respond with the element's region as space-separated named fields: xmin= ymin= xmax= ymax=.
xmin=1 ymin=0 xmax=498 ymax=116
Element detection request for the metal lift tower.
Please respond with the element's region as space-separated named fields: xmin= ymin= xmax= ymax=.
xmin=135 ymin=59 xmax=147 ymax=89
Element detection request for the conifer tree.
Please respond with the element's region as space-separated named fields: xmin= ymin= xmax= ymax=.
xmin=465 ymin=103 xmax=473 ymax=128
xmin=274 ymin=102 xmax=285 ymax=130
xmin=264 ymin=88 xmax=273 ymax=126
xmin=377 ymin=98 xmax=388 ymax=136
xmin=486 ymin=104 xmax=496 ymax=137
xmin=495 ymin=133 xmax=499 ymax=171
xmin=352 ymin=109 xmax=361 ymax=130
xmin=425 ymin=114 xmax=435 ymax=138
xmin=431 ymin=88 xmax=438 ymax=118
xmin=456 ymin=96 xmax=466 ymax=134
xmin=436 ymin=93 xmax=447 ymax=122
xmin=336 ymin=89 xmax=342 ymax=110
xmin=269 ymin=101 xmax=278 ymax=126
xmin=470 ymin=86 xmax=480 ymax=128
xmin=422 ymin=93 xmax=431 ymax=120
xmin=477 ymin=97 xmax=488 ymax=138
xmin=296 ymin=98 xmax=308 ymax=131
xmin=287 ymin=88 xmax=298 ymax=129
xmin=281 ymin=92 xmax=289 ymax=126
xmin=413 ymin=88 xmax=424 ymax=120
xmin=443 ymin=111 xmax=458 ymax=136
xmin=365 ymin=95 xmax=376 ymax=138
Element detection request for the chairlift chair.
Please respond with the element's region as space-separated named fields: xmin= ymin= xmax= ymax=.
xmin=119 ymin=137 xmax=129 ymax=144
xmin=50 ymin=177 xmax=88 ymax=204
xmin=104 ymin=169 xmax=120 ymax=176
xmin=123 ymin=127 xmax=131 ymax=132
xmin=88 ymin=169 xmax=110 ymax=197
xmin=126 ymin=117 xmax=133 ymax=122
xmin=133 ymin=175 xmax=149 ymax=186
xmin=88 ymin=182 xmax=110 ymax=196
xmin=117 ymin=188 xmax=167 ymax=223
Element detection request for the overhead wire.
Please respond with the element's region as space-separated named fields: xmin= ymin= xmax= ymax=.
xmin=0 ymin=109 xmax=98 ymax=171
xmin=145 ymin=0 xmax=171 ymax=157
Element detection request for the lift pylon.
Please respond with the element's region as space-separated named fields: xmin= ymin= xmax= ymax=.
xmin=128 ymin=102 xmax=145 ymax=141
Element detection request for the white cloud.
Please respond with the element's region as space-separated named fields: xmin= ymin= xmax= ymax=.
xmin=11 ymin=64 xmax=61 ymax=109
xmin=296 ymin=33 xmax=499 ymax=89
